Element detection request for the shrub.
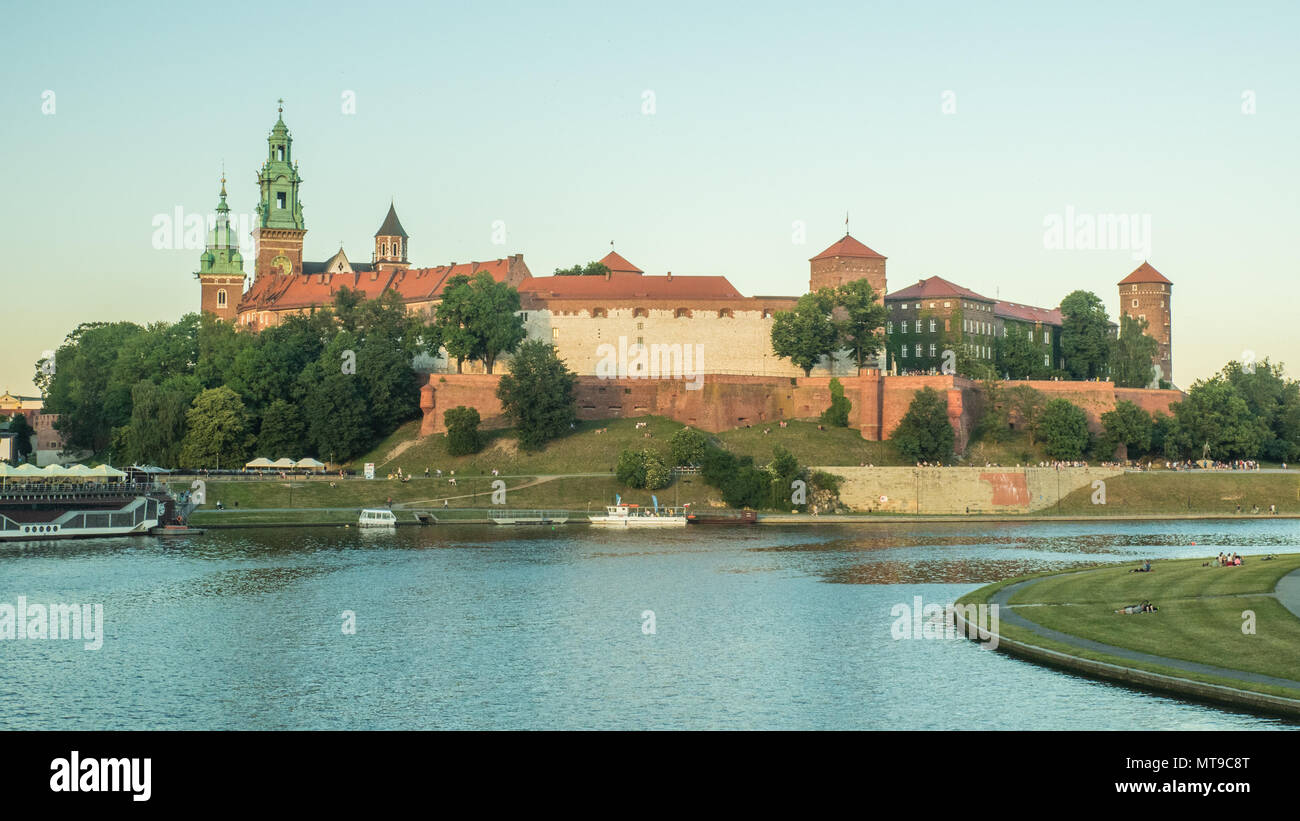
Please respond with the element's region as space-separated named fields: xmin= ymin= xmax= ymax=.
xmin=444 ymin=406 xmax=483 ymax=456
xmin=820 ymin=378 xmax=851 ymax=427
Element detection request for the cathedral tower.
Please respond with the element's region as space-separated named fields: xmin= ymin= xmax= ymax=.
xmin=196 ymin=176 xmax=246 ymax=321
xmin=373 ymin=202 xmax=410 ymax=271
xmin=252 ymin=100 xmax=306 ymax=280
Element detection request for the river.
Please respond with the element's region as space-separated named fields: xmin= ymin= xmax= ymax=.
xmin=1 ymin=519 xmax=1296 ymax=729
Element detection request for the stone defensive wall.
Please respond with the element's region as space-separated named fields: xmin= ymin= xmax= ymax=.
xmin=815 ymin=465 xmax=1124 ymax=514
xmin=418 ymin=372 xmax=1183 ymax=452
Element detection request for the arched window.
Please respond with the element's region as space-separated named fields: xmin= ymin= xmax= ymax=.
xmin=217 ymin=289 xmax=227 ymax=307
xmin=591 ymin=307 xmax=608 ymax=318
xmin=633 ymin=307 xmax=648 ymax=318
xmin=717 ymin=309 xmax=733 ymax=318
xmin=674 ymin=308 xmax=691 ymax=318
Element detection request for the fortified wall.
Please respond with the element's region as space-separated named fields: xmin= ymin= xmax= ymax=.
xmin=817 ymin=465 xmax=1124 ymax=514
xmin=418 ymin=373 xmax=1182 ymax=453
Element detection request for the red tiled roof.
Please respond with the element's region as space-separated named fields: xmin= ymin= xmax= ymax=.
xmin=885 ymin=276 xmax=993 ymax=303
xmin=994 ymin=301 xmax=1062 ymax=326
xmin=1118 ymin=262 xmax=1171 ymax=285
xmin=238 ymin=258 xmax=515 ymax=313
xmin=810 ymin=233 xmax=885 ymax=261
xmin=600 ymin=251 xmax=643 ymax=275
xmin=518 ymin=271 xmax=743 ymax=300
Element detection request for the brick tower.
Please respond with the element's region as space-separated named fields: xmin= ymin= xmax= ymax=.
xmin=809 ymin=233 xmax=887 ymax=300
xmin=252 ymin=100 xmax=306 ymax=281
xmin=195 ymin=176 xmax=246 ymax=321
xmin=1118 ymin=262 xmax=1173 ymax=384
xmin=373 ymin=202 xmax=411 ymax=273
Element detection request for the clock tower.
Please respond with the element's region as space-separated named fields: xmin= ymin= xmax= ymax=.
xmin=253 ymin=100 xmax=306 ymax=280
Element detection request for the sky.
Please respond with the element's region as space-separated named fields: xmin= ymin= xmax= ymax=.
xmin=2 ymin=0 xmax=1297 ymax=395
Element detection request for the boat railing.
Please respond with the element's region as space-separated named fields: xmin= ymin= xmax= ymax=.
xmin=0 ymin=481 xmax=165 ymax=500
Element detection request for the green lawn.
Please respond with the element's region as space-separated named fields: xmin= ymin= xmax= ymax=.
xmin=962 ymin=554 xmax=1300 ymax=700
xmin=1055 ymin=471 xmax=1300 ymax=516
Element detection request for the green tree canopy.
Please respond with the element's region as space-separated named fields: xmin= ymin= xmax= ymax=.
xmin=1038 ymin=398 xmax=1091 ymax=460
xmin=495 ymin=340 xmax=577 ymax=450
xmin=771 ymin=291 xmax=837 ymax=376
xmin=1165 ymin=376 xmax=1266 ymax=461
xmin=1100 ymin=400 xmax=1153 ymax=459
xmin=830 ymin=280 xmax=887 ymax=368
xmin=257 ymin=398 xmax=308 ymax=459
xmin=890 ymin=386 xmax=955 ymax=463
xmin=444 ymin=406 xmax=483 ymax=456
xmin=1059 ymin=290 xmax=1112 ymax=379
xmin=553 ymin=261 xmax=611 ymax=277
xmin=180 ymin=386 xmax=252 ymax=469
xmin=1109 ymin=313 xmax=1160 ymax=388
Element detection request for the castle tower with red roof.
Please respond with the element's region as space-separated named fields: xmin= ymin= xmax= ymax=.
xmin=809 ymin=233 xmax=887 ymax=299
xmin=1118 ymin=262 xmax=1173 ymax=384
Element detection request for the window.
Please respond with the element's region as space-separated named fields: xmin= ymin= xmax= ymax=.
xmin=902 ymin=320 xmax=909 ymax=333
xmin=277 ymin=146 xmax=285 ymax=161
xmin=929 ymin=302 xmax=936 ymax=308
xmin=914 ymin=344 xmax=922 ymax=358
xmin=944 ymin=302 xmax=950 ymax=308
xmin=636 ymin=321 xmax=644 ymax=330
xmin=1027 ymin=328 xmax=1033 ymax=341
xmin=634 ymin=307 xmax=648 ymax=318
xmin=929 ymin=343 xmax=936 ymax=357
xmin=276 ymin=192 xmax=286 ymax=209
xmin=551 ymin=329 xmax=559 ymax=340
xmin=674 ymin=308 xmax=691 ymax=318
xmin=1043 ymin=330 xmax=1049 ymax=344
xmin=929 ymin=319 xmax=936 ymax=333
xmin=717 ymin=309 xmax=733 ymax=318
xmin=944 ymin=318 xmax=951 ymax=332
xmin=217 ymin=289 xmax=226 ymax=307
xmin=887 ymin=321 xmax=893 ymax=334
xmin=592 ymin=307 xmax=607 ymax=318
xmin=1132 ymin=299 xmax=1138 ymax=308
xmin=901 ymin=346 xmax=908 ymax=359
xmin=1044 ymin=353 xmax=1050 ymax=367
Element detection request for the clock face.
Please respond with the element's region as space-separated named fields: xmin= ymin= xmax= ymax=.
xmin=271 ymin=254 xmax=292 ymax=276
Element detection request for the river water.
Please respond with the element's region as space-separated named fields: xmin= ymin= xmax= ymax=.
xmin=1 ymin=520 xmax=1296 ymax=729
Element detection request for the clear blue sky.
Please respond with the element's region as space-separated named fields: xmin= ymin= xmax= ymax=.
xmin=2 ymin=0 xmax=1297 ymax=394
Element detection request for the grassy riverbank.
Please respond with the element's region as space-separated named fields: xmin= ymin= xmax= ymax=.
xmin=960 ymin=555 xmax=1300 ymax=704
xmin=1055 ymin=471 xmax=1300 ymax=516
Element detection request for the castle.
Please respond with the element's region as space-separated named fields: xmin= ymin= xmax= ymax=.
xmin=196 ymin=106 xmax=1178 ymax=444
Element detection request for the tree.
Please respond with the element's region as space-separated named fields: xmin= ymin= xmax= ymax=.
xmin=830 ymin=279 xmax=887 ymax=369
xmin=669 ymin=427 xmax=708 ymax=467
xmin=1100 ymin=400 xmax=1153 ymax=460
xmin=973 ymin=379 xmax=1011 ymax=444
xmin=2 ymin=413 xmax=34 ymax=462
xmin=821 ymin=378 xmax=851 ymax=427
xmin=257 ymin=399 xmax=307 ymax=458
xmin=771 ymin=291 xmax=837 ymax=376
xmin=303 ymin=370 xmax=372 ymax=463
xmin=617 ymin=448 xmax=671 ymax=489
xmin=496 ymin=340 xmax=577 ymax=449
xmin=444 ymin=406 xmax=483 ymax=456
xmin=180 ymin=387 xmax=252 ymax=469
xmin=766 ymin=446 xmax=803 ymax=508
xmin=42 ymin=321 xmax=146 ymax=452
xmin=553 ymin=261 xmax=611 ymax=277
xmin=197 ymin=312 xmax=253 ymax=390
xmin=1222 ymin=358 xmax=1300 ymax=463
xmin=1038 ymin=398 xmax=1091 ymax=460
xmin=1165 ymin=377 xmax=1266 ymax=461
xmin=434 ymin=272 xmax=527 ymax=373
xmin=125 ymin=376 xmax=199 ymax=468
xmin=890 ymin=387 xmax=955 ymax=463
xmin=1110 ymin=313 xmax=1160 ymax=388
xmin=1007 ymin=385 xmax=1046 ymax=444
xmin=1059 ymin=290 xmax=1112 ymax=379
xmin=995 ymin=326 xmax=1040 ymax=379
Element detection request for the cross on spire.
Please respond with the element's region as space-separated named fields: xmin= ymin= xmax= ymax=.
xmin=277 ymin=98 xmax=284 ymax=114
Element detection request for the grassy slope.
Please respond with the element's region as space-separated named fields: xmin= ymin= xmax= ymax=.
xmin=1055 ymin=471 xmax=1300 ymax=516
xmin=961 ymin=555 xmax=1300 ymax=699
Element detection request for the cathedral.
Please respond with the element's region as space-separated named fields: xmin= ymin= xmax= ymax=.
xmin=196 ymin=103 xmax=530 ymax=331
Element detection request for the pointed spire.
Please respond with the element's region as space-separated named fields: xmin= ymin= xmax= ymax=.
xmin=374 ymin=202 xmax=409 ymax=238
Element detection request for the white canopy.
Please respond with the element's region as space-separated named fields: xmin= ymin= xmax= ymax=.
xmin=245 ymin=458 xmax=275 ymax=468
xmin=294 ymin=458 xmax=326 ymax=470
xmin=270 ymin=457 xmax=296 ymax=469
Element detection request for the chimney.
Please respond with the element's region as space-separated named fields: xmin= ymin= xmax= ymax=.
xmin=666 ymin=271 xmax=673 ymax=282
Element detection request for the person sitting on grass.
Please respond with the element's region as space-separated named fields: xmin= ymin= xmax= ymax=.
xmin=1129 ymin=559 xmax=1152 ymax=573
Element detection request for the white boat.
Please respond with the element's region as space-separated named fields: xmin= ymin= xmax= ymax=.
xmin=588 ymin=503 xmax=687 ymax=528
xmin=358 ymin=509 xmax=397 ymax=528
xmin=1 ymin=479 xmax=167 ymax=542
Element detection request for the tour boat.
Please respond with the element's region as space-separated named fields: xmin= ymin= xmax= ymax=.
xmin=358 ymin=508 xmax=398 ymax=528
xmin=588 ymin=499 xmax=687 ymax=528
xmin=1 ymin=474 xmax=169 ymax=542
